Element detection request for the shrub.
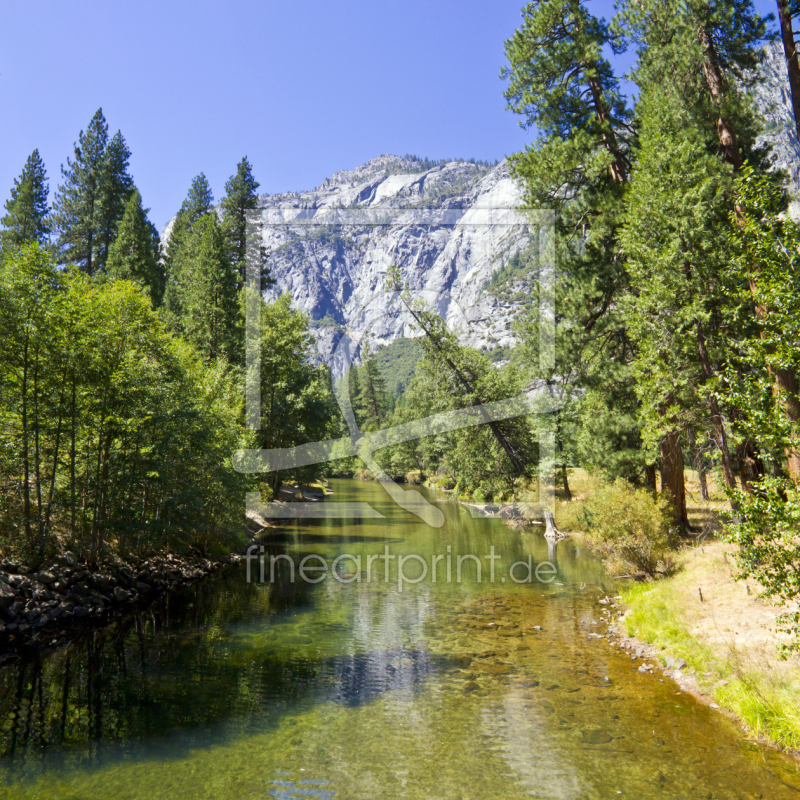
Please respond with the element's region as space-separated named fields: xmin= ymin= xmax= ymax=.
xmin=578 ymin=480 xmax=678 ymax=577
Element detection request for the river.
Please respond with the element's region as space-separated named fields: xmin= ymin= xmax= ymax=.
xmin=0 ymin=479 xmax=797 ymax=799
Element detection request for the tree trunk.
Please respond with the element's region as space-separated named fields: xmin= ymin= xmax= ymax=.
xmin=777 ymin=0 xmax=800 ymax=142
xmin=660 ymin=430 xmax=689 ymax=531
xmin=587 ymin=75 xmax=628 ymax=183
xmin=644 ymin=464 xmax=657 ymax=493
xmin=697 ymin=459 xmax=709 ymax=501
xmin=561 ymin=464 xmax=572 ymax=501
xmin=736 ymin=439 xmax=766 ymax=494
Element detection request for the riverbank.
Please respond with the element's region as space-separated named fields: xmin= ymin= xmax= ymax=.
xmin=0 ymin=550 xmax=245 ymax=660
xmin=610 ymin=539 xmax=800 ymax=754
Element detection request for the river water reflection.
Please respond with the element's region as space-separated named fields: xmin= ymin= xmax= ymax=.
xmin=0 ymin=479 xmax=798 ymax=799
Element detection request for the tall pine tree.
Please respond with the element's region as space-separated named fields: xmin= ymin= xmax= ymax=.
xmin=221 ymin=157 xmax=260 ymax=288
xmin=163 ymin=173 xmax=215 ymax=317
xmin=51 ymin=109 xmax=134 ymax=275
xmin=178 ymin=213 xmax=240 ymax=363
xmin=96 ymin=131 xmax=134 ymax=271
xmin=107 ymin=189 xmax=163 ymax=306
xmin=0 ymin=149 xmax=50 ymax=253
xmin=356 ymin=340 xmax=390 ymax=431
xmin=51 ymin=109 xmax=109 ymax=274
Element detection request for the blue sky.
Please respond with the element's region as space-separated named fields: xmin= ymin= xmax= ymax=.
xmin=0 ymin=0 xmax=779 ymax=229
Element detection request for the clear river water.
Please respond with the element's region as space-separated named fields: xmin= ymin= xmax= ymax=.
xmin=0 ymin=479 xmax=798 ymax=799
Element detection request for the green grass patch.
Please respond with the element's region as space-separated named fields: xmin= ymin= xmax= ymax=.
xmin=623 ymin=576 xmax=800 ymax=751
xmin=622 ymin=581 xmax=715 ymax=673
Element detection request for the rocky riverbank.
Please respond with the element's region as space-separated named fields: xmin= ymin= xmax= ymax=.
xmin=0 ymin=551 xmax=244 ymax=659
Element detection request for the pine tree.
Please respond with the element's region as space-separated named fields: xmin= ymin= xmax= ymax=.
xmin=346 ymin=364 xmax=363 ymax=427
xmin=107 ymin=189 xmax=163 ymax=306
xmin=96 ymin=131 xmax=134 ymax=271
xmin=182 ymin=173 xmax=214 ymax=223
xmin=179 ymin=213 xmax=240 ymax=363
xmin=51 ymin=109 xmax=109 ymax=274
xmin=163 ymin=173 xmax=215 ymax=317
xmin=357 ymin=341 xmax=390 ymax=431
xmin=0 ymin=149 xmax=50 ymax=253
xmin=502 ymin=1 xmax=647 ymax=487
xmin=221 ymin=157 xmax=260 ymax=287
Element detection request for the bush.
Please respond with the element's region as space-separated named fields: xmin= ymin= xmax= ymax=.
xmin=578 ymin=480 xmax=678 ymax=577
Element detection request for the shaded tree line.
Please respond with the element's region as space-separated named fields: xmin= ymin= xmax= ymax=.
xmin=0 ymin=110 xmax=340 ymax=565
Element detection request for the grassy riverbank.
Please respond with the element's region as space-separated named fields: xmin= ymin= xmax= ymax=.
xmin=621 ymin=540 xmax=800 ymax=752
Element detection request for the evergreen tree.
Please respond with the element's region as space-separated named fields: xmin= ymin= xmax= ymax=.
xmin=163 ymin=173 xmax=215 ymax=318
xmin=51 ymin=109 xmax=109 ymax=274
xmin=96 ymin=130 xmax=134 ymax=271
xmin=356 ymin=340 xmax=390 ymax=431
xmin=346 ymin=363 xmax=363 ymax=426
xmin=502 ymin=1 xmax=649 ymax=491
xmin=182 ymin=173 xmax=214 ymax=223
xmin=0 ymin=150 xmax=50 ymax=253
xmin=221 ymin=157 xmax=260 ymax=287
xmin=107 ymin=189 xmax=164 ymax=306
xmin=178 ymin=213 xmax=240 ymax=363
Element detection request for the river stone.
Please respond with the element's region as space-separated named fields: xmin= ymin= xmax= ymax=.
xmin=92 ymin=574 xmax=112 ymax=591
xmin=463 ymin=680 xmax=480 ymax=692
xmin=473 ymin=663 xmax=512 ymax=676
xmin=582 ymin=730 xmax=612 ymax=745
xmin=0 ymin=584 xmax=14 ymax=609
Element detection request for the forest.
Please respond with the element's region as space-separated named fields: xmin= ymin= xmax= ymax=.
xmin=0 ymin=110 xmax=340 ymax=565
xmin=334 ymin=0 xmax=800 ymax=648
xmin=3 ymin=0 xmax=800 ymax=649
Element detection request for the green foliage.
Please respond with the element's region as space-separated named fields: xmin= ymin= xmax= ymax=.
xmin=721 ymin=169 xmax=800 ymax=651
xmin=577 ymin=480 xmax=678 ymax=577
xmin=355 ymin=340 xmax=390 ymax=431
xmin=221 ymin=157 xmax=262 ymax=287
xmin=51 ymin=109 xmax=134 ymax=275
xmin=182 ymin=173 xmax=214 ymax=223
xmin=618 ymin=86 xmax=736 ymax=456
xmin=106 ymin=189 xmax=164 ymax=306
xmin=0 ymin=244 xmax=246 ymax=561
xmin=255 ymin=294 xmax=339 ymax=491
xmin=371 ymin=337 xmax=423 ymax=401
xmin=176 ymin=213 xmax=242 ymax=364
xmin=0 ymin=149 xmax=50 ymax=253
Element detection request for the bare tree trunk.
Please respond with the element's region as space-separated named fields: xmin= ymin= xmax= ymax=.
xmin=644 ymin=464 xmax=657 ymax=493
xmin=660 ymin=430 xmax=689 ymax=531
xmin=697 ymin=460 xmax=709 ymax=501
xmin=777 ymin=0 xmax=800 ymax=142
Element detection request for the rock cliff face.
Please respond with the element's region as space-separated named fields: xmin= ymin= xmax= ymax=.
xmin=753 ymin=41 xmax=800 ymax=196
xmin=162 ymin=48 xmax=798 ymax=375
xmin=251 ymin=155 xmax=532 ymax=375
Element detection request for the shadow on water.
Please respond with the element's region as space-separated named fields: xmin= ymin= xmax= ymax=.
xmin=0 ymin=557 xmax=452 ymax=784
xmin=259 ymin=532 xmax=406 ymax=546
